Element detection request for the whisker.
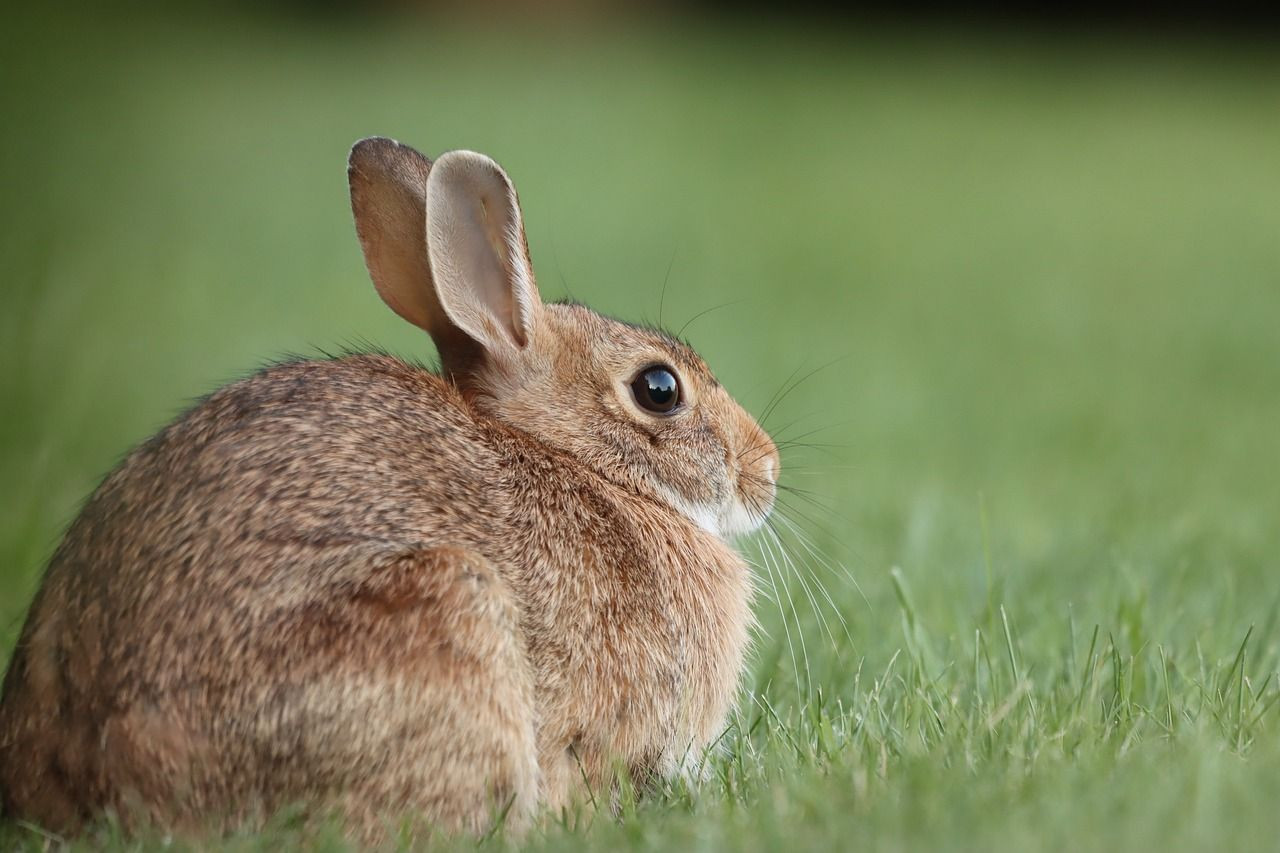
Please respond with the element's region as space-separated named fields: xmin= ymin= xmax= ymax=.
xmin=774 ymin=494 xmax=842 ymax=533
xmin=736 ymin=440 xmax=781 ymax=467
xmin=741 ymin=556 xmax=779 ymax=644
xmin=775 ymin=440 xmax=846 ymax=454
xmin=764 ymin=411 xmax=826 ymax=445
xmin=758 ymin=356 xmax=847 ymax=431
xmin=756 ymin=360 xmax=812 ymax=430
xmin=770 ymin=418 xmax=856 ymax=448
xmin=548 ymin=235 xmax=577 ymax=302
xmin=772 ymin=464 xmax=861 ymax=475
xmin=746 ymin=540 xmax=803 ymax=709
xmin=757 ymin=530 xmax=810 ymax=703
xmin=774 ymin=510 xmax=871 ymax=611
xmin=769 ymin=515 xmax=858 ymax=646
xmin=766 ymin=521 xmax=838 ymax=652
xmin=775 ymin=484 xmax=845 ymax=522
xmin=657 ymin=247 xmax=677 ymax=329
xmin=675 ymin=299 xmax=749 ymax=340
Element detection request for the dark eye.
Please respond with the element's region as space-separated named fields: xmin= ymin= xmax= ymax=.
xmin=630 ymin=365 xmax=682 ymax=415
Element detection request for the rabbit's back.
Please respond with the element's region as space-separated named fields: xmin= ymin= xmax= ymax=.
xmin=42 ymin=353 xmax=499 ymax=649
xmin=0 ymin=353 xmax=528 ymax=828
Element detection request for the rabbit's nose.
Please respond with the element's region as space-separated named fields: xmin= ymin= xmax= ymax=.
xmin=761 ymin=455 xmax=778 ymax=486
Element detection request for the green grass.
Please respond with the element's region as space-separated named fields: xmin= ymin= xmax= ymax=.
xmin=3 ymin=7 xmax=1280 ymax=850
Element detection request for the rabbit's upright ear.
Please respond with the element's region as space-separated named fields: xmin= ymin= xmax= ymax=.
xmin=348 ymin=137 xmax=480 ymax=375
xmin=424 ymin=151 xmax=541 ymax=354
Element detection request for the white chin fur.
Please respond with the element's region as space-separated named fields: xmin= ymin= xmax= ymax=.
xmin=718 ymin=499 xmax=767 ymax=539
xmin=653 ymin=485 xmax=720 ymax=537
xmin=682 ymin=500 xmax=723 ymax=537
xmin=657 ymin=486 xmax=765 ymax=540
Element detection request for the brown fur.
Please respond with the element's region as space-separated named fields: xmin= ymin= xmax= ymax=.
xmin=0 ymin=139 xmax=778 ymax=841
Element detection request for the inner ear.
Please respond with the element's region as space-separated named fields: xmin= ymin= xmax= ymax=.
xmin=476 ymin=194 xmax=528 ymax=346
xmin=425 ymin=151 xmax=540 ymax=353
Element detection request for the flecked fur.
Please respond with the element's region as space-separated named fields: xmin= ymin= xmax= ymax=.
xmin=0 ymin=139 xmax=779 ymax=841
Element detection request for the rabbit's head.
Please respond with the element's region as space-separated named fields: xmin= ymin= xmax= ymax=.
xmin=349 ymin=138 xmax=778 ymax=539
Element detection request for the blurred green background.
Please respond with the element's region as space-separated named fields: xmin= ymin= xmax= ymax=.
xmin=2 ymin=4 xmax=1279 ymax=849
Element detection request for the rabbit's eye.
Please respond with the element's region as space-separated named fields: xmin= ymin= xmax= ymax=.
xmin=630 ymin=365 xmax=682 ymax=415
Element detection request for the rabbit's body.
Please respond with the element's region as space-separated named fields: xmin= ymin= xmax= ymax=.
xmin=0 ymin=140 xmax=777 ymax=839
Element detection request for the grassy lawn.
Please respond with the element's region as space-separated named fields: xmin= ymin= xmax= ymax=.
xmin=3 ymin=8 xmax=1279 ymax=850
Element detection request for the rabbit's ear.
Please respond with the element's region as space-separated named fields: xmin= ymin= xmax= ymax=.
xmin=349 ymin=138 xmax=480 ymax=372
xmin=424 ymin=150 xmax=541 ymax=353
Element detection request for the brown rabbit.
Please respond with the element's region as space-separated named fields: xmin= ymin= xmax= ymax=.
xmin=0 ymin=138 xmax=779 ymax=840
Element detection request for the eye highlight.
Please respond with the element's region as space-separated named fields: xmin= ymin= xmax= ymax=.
xmin=630 ymin=365 xmax=682 ymax=415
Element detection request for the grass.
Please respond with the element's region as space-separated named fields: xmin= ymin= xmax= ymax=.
xmin=3 ymin=7 xmax=1280 ymax=850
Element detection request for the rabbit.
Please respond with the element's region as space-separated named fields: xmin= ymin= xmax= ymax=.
xmin=0 ymin=137 xmax=780 ymax=841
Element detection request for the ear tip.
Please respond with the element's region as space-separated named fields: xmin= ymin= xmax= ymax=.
xmin=435 ymin=148 xmax=489 ymax=162
xmin=348 ymin=136 xmax=432 ymax=180
xmin=435 ymin=149 xmax=505 ymax=172
xmin=431 ymin=150 xmax=516 ymax=197
xmin=348 ymin=136 xmax=395 ymax=165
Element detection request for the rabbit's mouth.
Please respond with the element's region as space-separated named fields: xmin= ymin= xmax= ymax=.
xmin=716 ymin=432 xmax=779 ymax=539
xmin=656 ymin=464 xmax=776 ymax=541
xmin=720 ymin=466 xmax=777 ymax=539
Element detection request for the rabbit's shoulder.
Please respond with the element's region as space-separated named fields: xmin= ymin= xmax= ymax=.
xmin=152 ymin=353 xmax=486 ymax=461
